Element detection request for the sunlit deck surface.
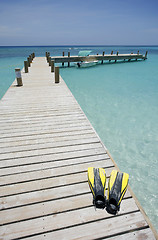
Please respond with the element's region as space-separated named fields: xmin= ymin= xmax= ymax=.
xmin=0 ymin=57 xmax=157 ymax=239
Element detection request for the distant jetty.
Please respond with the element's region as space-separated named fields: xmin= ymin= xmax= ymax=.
xmin=46 ymin=50 xmax=148 ymax=67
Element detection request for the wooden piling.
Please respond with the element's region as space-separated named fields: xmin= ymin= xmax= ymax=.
xmin=15 ymin=68 xmax=23 ymax=86
xmin=47 ymin=52 xmax=50 ymax=63
xmin=101 ymin=52 xmax=105 ymax=64
xmin=27 ymin=57 xmax=31 ymax=67
xmin=51 ymin=60 xmax=54 ymax=72
xmin=62 ymin=52 xmax=64 ymax=66
xmin=46 ymin=53 xmax=49 ymax=62
xmin=55 ymin=66 xmax=59 ymax=83
xmin=48 ymin=57 xmax=51 ymax=66
xmin=24 ymin=61 xmax=28 ymax=73
xmin=29 ymin=55 xmax=32 ymax=63
xmin=115 ymin=52 xmax=119 ymax=62
xmin=109 ymin=52 xmax=113 ymax=62
xmin=145 ymin=51 xmax=148 ymax=59
xmin=68 ymin=52 xmax=70 ymax=67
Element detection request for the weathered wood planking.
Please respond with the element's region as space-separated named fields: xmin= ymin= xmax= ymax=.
xmin=0 ymin=57 xmax=157 ymax=240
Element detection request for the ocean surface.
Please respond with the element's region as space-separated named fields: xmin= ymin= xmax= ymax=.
xmin=0 ymin=46 xmax=158 ymax=232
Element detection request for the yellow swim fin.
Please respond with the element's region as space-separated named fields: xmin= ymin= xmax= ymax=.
xmin=107 ymin=170 xmax=129 ymax=214
xmin=88 ymin=167 xmax=106 ymax=209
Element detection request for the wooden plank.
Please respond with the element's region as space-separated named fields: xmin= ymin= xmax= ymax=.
xmin=0 ymin=114 xmax=85 ymax=129
xmin=0 ymin=136 xmax=99 ymax=155
xmin=0 ymin=130 xmax=95 ymax=148
xmin=0 ymin=129 xmax=94 ymax=144
xmin=0 ymin=109 xmax=83 ymax=121
xmin=0 ymin=168 xmax=122 ymax=210
xmin=0 ymin=170 xmax=133 ymax=201
xmin=0 ymin=197 xmax=136 ymax=226
xmin=0 ymin=122 xmax=91 ymax=139
xmin=0 ymin=153 xmax=109 ymax=176
xmin=0 ymin=142 xmax=102 ymax=161
xmin=0 ymin=162 xmax=106 ymax=197
xmin=0 ymin=147 xmax=106 ymax=169
xmin=0 ymin=211 xmax=147 ymax=240
xmin=104 ymin=228 xmax=156 ymax=240
xmin=0 ymin=159 xmax=113 ymax=186
xmin=0 ymin=124 xmax=92 ymax=139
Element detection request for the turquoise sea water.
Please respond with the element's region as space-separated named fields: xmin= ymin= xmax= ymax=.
xmin=0 ymin=46 xmax=158 ymax=232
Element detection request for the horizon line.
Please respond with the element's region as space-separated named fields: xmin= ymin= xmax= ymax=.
xmin=0 ymin=44 xmax=158 ymax=47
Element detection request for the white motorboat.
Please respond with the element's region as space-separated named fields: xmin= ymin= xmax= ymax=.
xmin=75 ymin=50 xmax=98 ymax=68
xmin=75 ymin=60 xmax=98 ymax=68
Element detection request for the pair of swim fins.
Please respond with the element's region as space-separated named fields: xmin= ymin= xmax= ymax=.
xmin=88 ymin=167 xmax=129 ymax=214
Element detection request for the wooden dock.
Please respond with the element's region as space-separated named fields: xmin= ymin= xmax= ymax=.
xmin=0 ymin=56 xmax=157 ymax=240
xmin=50 ymin=51 xmax=147 ymax=66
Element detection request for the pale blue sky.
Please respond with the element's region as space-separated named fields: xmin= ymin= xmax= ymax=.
xmin=0 ymin=0 xmax=158 ymax=46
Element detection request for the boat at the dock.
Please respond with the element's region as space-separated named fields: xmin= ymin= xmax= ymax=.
xmin=75 ymin=60 xmax=98 ymax=68
xmin=75 ymin=50 xmax=99 ymax=67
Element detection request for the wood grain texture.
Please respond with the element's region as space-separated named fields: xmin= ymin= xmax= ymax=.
xmin=0 ymin=57 xmax=156 ymax=240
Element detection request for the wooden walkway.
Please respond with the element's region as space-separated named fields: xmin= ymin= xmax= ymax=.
xmin=0 ymin=57 xmax=157 ymax=240
xmin=51 ymin=52 xmax=147 ymax=65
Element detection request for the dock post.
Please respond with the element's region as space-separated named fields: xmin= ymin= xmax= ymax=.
xmin=62 ymin=52 xmax=64 ymax=66
xmin=51 ymin=60 xmax=54 ymax=72
xmin=145 ymin=51 xmax=148 ymax=59
xmin=27 ymin=57 xmax=31 ymax=67
xmin=48 ymin=57 xmax=51 ymax=66
xmin=15 ymin=68 xmax=23 ymax=86
xmin=31 ymin=54 xmax=34 ymax=61
xmin=55 ymin=66 xmax=59 ymax=83
xmin=47 ymin=52 xmax=50 ymax=62
xmin=24 ymin=61 xmax=28 ymax=73
xmin=102 ymin=52 xmax=105 ymax=64
xmin=68 ymin=52 xmax=70 ymax=67
xmin=115 ymin=52 xmax=119 ymax=62
xmin=29 ymin=55 xmax=32 ymax=64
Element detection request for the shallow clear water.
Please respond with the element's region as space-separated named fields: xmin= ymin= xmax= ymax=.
xmin=0 ymin=46 xmax=158 ymax=231
xmin=60 ymin=47 xmax=158 ymax=231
